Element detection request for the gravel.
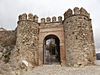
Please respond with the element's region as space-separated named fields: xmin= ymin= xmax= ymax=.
xmin=22 ymin=64 xmax=100 ymax=75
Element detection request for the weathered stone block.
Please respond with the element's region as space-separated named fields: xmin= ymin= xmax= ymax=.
xmin=80 ymin=7 xmax=90 ymax=18
xmin=28 ymin=13 xmax=34 ymax=21
xmin=46 ymin=17 xmax=51 ymax=23
xmin=74 ymin=7 xmax=80 ymax=15
xmin=58 ymin=16 xmax=62 ymax=22
xmin=19 ymin=13 xmax=27 ymax=21
xmin=64 ymin=9 xmax=73 ymax=19
xmin=52 ymin=16 xmax=56 ymax=22
xmin=41 ymin=18 xmax=45 ymax=23
xmin=33 ymin=15 xmax=38 ymax=22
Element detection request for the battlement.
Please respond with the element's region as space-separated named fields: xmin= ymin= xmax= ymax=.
xmin=18 ymin=13 xmax=62 ymax=23
xmin=40 ymin=16 xmax=62 ymax=23
xmin=18 ymin=7 xmax=90 ymax=24
xmin=64 ymin=7 xmax=90 ymax=19
xmin=18 ymin=13 xmax=38 ymax=23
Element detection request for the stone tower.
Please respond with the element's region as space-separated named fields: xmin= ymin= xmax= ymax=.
xmin=63 ymin=7 xmax=96 ymax=67
xmin=10 ymin=13 xmax=39 ymax=69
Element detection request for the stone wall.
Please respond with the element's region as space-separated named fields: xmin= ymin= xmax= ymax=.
xmin=0 ymin=30 xmax=16 ymax=63
xmin=10 ymin=13 xmax=39 ymax=70
xmin=40 ymin=16 xmax=62 ymax=23
xmin=63 ymin=7 xmax=96 ymax=67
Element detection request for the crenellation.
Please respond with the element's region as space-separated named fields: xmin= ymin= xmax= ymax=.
xmin=58 ymin=16 xmax=62 ymax=22
xmin=18 ymin=13 xmax=27 ymax=21
xmin=28 ymin=13 xmax=34 ymax=21
xmin=46 ymin=17 xmax=51 ymax=23
xmin=64 ymin=9 xmax=73 ymax=19
xmin=21 ymin=13 xmax=27 ymax=20
xmin=80 ymin=7 xmax=90 ymax=18
xmin=18 ymin=15 xmax=22 ymax=21
xmin=73 ymin=7 xmax=80 ymax=15
xmin=18 ymin=13 xmax=39 ymax=23
xmin=33 ymin=15 xmax=39 ymax=23
xmin=41 ymin=18 xmax=45 ymax=23
xmin=17 ymin=7 xmax=91 ymax=24
xmin=52 ymin=16 xmax=56 ymax=22
xmin=19 ymin=14 xmax=63 ymax=24
xmin=64 ymin=7 xmax=90 ymax=19
xmin=41 ymin=16 xmax=63 ymax=23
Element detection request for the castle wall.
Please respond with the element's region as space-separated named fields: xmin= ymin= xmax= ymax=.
xmin=63 ymin=7 xmax=96 ymax=67
xmin=11 ymin=13 xmax=39 ymax=69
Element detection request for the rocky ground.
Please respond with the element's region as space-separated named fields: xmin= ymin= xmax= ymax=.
xmin=0 ymin=60 xmax=100 ymax=75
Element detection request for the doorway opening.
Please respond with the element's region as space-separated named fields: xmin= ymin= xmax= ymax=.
xmin=43 ymin=35 xmax=60 ymax=64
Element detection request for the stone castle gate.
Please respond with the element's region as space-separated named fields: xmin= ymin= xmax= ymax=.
xmin=39 ymin=22 xmax=65 ymax=65
xmin=12 ymin=7 xmax=96 ymax=68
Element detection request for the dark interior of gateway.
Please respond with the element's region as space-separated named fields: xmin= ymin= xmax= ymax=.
xmin=43 ymin=35 xmax=60 ymax=64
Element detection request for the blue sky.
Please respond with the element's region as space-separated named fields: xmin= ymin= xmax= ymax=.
xmin=0 ymin=0 xmax=100 ymax=52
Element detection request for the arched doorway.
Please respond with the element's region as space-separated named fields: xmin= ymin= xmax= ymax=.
xmin=43 ymin=35 xmax=60 ymax=64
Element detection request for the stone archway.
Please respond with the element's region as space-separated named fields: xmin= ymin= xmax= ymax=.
xmin=39 ymin=24 xmax=65 ymax=65
xmin=43 ymin=35 xmax=60 ymax=64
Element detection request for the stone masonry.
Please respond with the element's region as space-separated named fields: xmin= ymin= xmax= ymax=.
xmin=0 ymin=7 xmax=96 ymax=70
xmin=64 ymin=7 xmax=96 ymax=67
xmin=10 ymin=13 xmax=39 ymax=69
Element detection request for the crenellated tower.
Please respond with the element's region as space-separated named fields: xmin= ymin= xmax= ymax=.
xmin=63 ymin=7 xmax=96 ymax=67
xmin=12 ymin=13 xmax=39 ymax=69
